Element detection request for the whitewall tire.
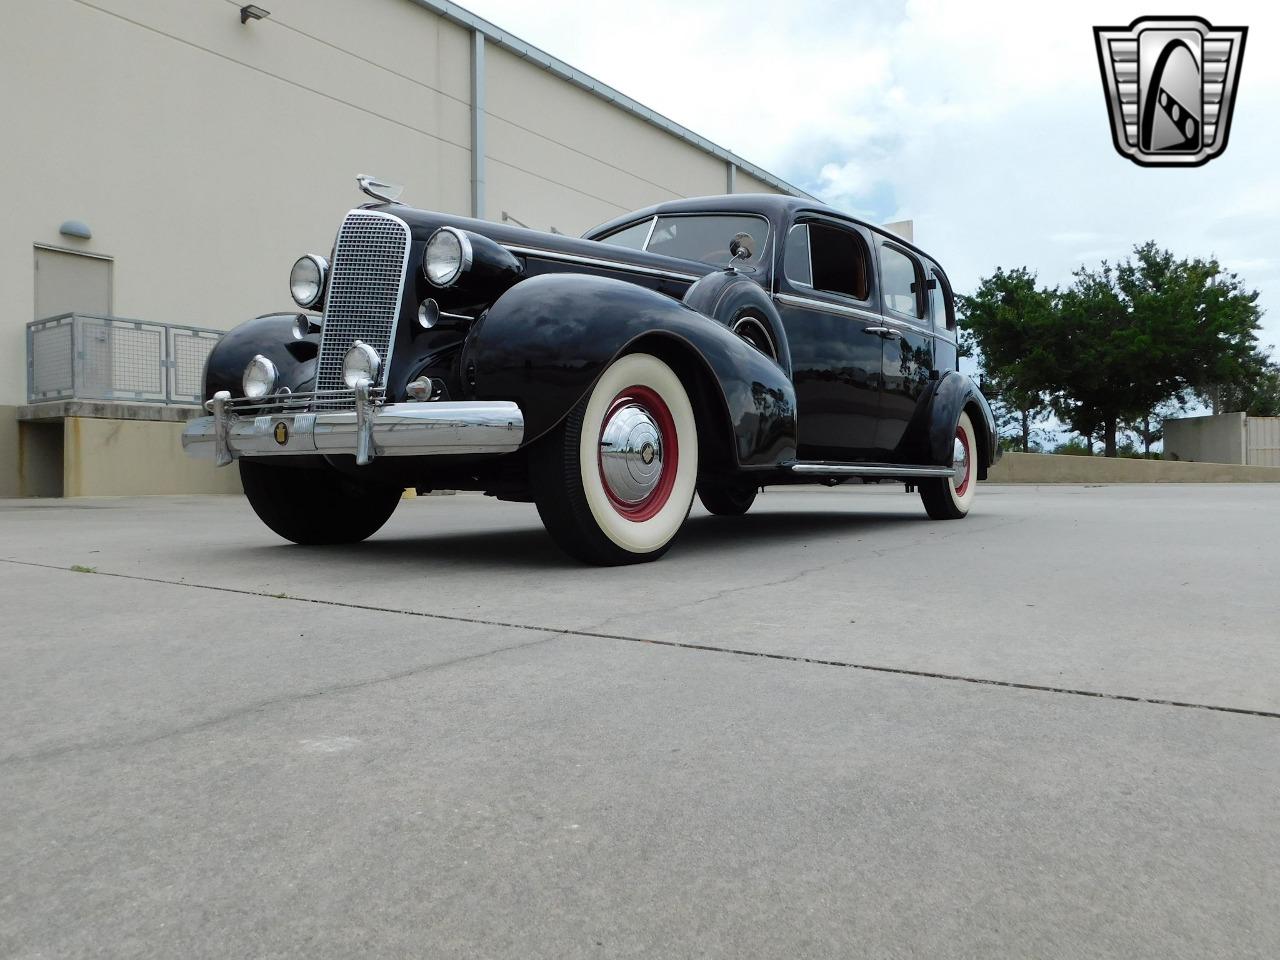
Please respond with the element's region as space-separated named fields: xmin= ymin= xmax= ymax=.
xmin=919 ymin=410 xmax=977 ymax=520
xmin=530 ymin=352 xmax=698 ymax=564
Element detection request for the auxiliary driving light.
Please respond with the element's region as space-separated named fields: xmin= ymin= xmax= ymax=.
xmin=342 ymin=340 xmax=380 ymax=388
xmin=242 ymin=354 xmax=279 ymax=398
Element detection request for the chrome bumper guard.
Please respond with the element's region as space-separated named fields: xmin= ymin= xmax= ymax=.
xmin=182 ymin=384 xmax=524 ymax=467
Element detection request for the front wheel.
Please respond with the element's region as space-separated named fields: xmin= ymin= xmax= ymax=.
xmin=239 ymin=460 xmax=402 ymax=544
xmin=919 ymin=410 xmax=977 ymax=520
xmin=530 ymin=352 xmax=698 ymax=565
xmin=698 ymin=480 xmax=757 ymax=516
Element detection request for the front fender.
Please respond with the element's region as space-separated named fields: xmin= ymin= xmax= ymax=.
xmin=203 ymin=313 xmax=319 ymax=398
xmin=928 ymin=372 xmax=997 ymax=477
xmin=462 ymin=273 xmax=797 ymax=467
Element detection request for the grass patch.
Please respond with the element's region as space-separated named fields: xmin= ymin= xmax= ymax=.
xmin=69 ymin=564 xmax=97 ymax=574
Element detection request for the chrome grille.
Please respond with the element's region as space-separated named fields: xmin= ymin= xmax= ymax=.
xmin=314 ymin=210 xmax=412 ymax=409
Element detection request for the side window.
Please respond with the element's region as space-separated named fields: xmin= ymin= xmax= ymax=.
xmin=599 ymin=217 xmax=653 ymax=250
xmin=880 ymin=244 xmax=923 ymax=319
xmin=928 ymin=269 xmax=955 ymax=332
xmin=793 ymin=222 xmax=870 ymax=300
xmin=783 ymin=224 xmax=812 ymax=286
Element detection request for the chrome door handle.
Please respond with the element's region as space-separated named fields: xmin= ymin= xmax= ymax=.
xmin=864 ymin=326 xmax=902 ymax=339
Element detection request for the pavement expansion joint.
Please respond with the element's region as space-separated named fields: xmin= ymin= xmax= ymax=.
xmin=4 ymin=557 xmax=1279 ymax=723
xmin=1 ymin=631 xmax=566 ymax=766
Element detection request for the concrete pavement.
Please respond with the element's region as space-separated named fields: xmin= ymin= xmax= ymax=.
xmin=2 ymin=485 xmax=1278 ymax=958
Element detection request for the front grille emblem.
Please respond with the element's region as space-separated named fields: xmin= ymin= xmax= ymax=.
xmin=1094 ymin=16 xmax=1247 ymax=167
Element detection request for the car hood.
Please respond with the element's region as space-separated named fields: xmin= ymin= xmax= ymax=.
xmin=364 ymin=203 xmax=717 ymax=280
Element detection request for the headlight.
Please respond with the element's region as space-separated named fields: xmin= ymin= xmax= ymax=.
xmin=423 ymin=227 xmax=473 ymax=287
xmin=342 ymin=340 xmax=380 ymax=388
xmin=289 ymin=254 xmax=328 ymax=308
xmin=242 ymin=354 xmax=278 ymax=399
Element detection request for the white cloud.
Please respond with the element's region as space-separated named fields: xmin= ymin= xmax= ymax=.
xmin=461 ymin=0 xmax=1280 ymax=349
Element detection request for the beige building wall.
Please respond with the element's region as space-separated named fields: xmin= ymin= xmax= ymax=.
xmin=1 ymin=0 xmax=474 ymax=410
xmin=2 ymin=0 xmax=800 ymax=495
xmin=735 ymin=170 xmax=782 ymax=195
xmin=484 ymin=45 xmax=732 ymax=233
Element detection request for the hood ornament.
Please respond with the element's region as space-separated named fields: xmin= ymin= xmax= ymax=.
xmin=357 ymin=174 xmax=404 ymax=204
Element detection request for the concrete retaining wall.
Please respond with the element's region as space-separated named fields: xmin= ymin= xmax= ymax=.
xmin=985 ymin=451 xmax=1280 ymax=483
xmin=0 ymin=406 xmax=18 ymax=497
xmin=1164 ymin=414 xmax=1247 ymax=465
xmin=63 ymin=418 xmax=242 ymax=497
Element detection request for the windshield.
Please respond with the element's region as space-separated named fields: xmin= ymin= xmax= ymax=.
xmin=599 ymin=214 xmax=769 ymax=268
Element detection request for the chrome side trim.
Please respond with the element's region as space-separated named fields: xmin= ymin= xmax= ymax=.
xmin=182 ymin=401 xmax=526 ymax=463
xmin=641 ymin=215 xmax=659 ymax=250
xmin=790 ymin=462 xmax=957 ymax=479
xmin=872 ymin=313 xmax=932 ymax=335
xmin=774 ymin=292 xmax=883 ymax=324
xmin=503 ymin=244 xmax=702 ymax=282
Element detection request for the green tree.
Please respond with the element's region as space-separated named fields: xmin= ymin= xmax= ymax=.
xmin=1049 ymin=243 xmax=1262 ymax=456
xmin=1122 ymin=398 xmax=1184 ymax=457
xmin=1199 ymin=351 xmax=1280 ymax=417
xmin=957 ymin=268 xmax=1056 ymax=453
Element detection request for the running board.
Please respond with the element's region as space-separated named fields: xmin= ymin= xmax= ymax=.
xmin=789 ymin=462 xmax=956 ymax=479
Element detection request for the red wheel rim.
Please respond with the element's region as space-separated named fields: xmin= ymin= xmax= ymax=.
xmin=597 ymin=385 xmax=679 ymax=522
xmin=954 ymin=426 xmax=971 ymax=497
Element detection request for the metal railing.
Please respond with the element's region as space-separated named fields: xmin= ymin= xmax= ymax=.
xmin=26 ymin=314 xmax=223 ymax=405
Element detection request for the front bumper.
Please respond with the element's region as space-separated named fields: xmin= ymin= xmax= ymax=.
xmin=182 ymin=387 xmax=524 ymax=466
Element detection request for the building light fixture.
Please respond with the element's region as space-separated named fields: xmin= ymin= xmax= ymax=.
xmin=240 ymin=5 xmax=270 ymax=24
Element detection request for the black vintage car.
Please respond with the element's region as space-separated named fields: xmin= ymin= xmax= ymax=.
xmin=183 ymin=177 xmax=996 ymax=564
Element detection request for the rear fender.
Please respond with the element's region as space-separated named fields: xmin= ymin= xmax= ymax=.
xmin=927 ymin=372 xmax=997 ymax=478
xmin=462 ymin=273 xmax=797 ymax=467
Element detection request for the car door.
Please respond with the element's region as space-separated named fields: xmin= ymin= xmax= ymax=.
xmin=874 ymin=239 xmax=935 ymax=454
xmin=773 ymin=218 xmax=884 ymax=461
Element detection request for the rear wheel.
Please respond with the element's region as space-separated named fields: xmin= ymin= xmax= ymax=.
xmin=919 ymin=410 xmax=977 ymax=520
xmin=239 ymin=460 xmax=402 ymax=544
xmin=530 ymin=352 xmax=698 ymax=565
xmin=698 ymin=480 xmax=758 ymax=516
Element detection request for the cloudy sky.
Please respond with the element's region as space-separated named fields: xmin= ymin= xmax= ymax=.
xmin=462 ymin=0 xmax=1280 ymax=351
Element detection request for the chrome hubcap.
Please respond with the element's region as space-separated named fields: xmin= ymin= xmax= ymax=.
xmin=952 ymin=436 xmax=969 ymax=486
xmin=600 ymin=403 xmax=664 ymax=504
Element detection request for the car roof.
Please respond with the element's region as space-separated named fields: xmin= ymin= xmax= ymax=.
xmin=583 ymin=193 xmax=945 ymax=268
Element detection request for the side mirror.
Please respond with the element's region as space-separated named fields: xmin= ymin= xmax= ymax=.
xmin=729 ymin=232 xmax=755 ymax=264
